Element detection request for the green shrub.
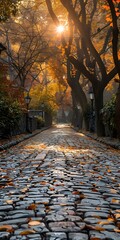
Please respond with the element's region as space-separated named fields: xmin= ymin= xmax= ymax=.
xmin=36 ymin=116 xmax=45 ymax=129
xmin=0 ymin=97 xmax=22 ymax=136
xmin=101 ymin=95 xmax=116 ymax=137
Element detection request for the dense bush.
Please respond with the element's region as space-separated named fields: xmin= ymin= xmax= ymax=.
xmin=0 ymin=97 xmax=22 ymax=136
xmin=101 ymin=95 xmax=116 ymax=137
xmin=36 ymin=116 xmax=45 ymax=129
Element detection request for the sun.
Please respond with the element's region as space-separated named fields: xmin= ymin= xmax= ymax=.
xmin=56 ymin=25 xmax=65 ymax=33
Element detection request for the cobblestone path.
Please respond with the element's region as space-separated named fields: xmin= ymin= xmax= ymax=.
xmin=0 ymin=125 xmax=120 ymax=240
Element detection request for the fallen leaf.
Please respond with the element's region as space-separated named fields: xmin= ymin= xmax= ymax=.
xmin=39 ymin=170 xmax=44 ymax=172
xmin=49 ymin=188 xmax=55 ymax=191
xmin=110 ymin=189 xmax=118 ymax=194
xmin=92 ymin=188 xmax=98 ymax=192
xmin=40 ymin=181 xmax=47 ymax=185
xmin=5 ymin=200 xmax=13 ymax=204
xmin=115 ymin=210 xmax=120 ymax=213
xmin=114 ymin=228 xmax=120 ymax=233
xmin=108 ymin=217 xmax=114 ymax=222
xmin=95 ymin=226 xmax=105 ymax=231
xmin=21 ymin=187 xmax=28 ymax=193
xmin=19 ymin=195 xmax=24 ymax=200
xmin=7 ymin=182 xmax=14 ymax=186
xmin=43 ymin=202 xmax=48 ymax=205
xmin=3 ymin=176 xmax=9 ymax=179
xmin=46 ymin=209 xmax=50 ymax=213
xmin=28 ymin=221 xmax=41 ymax=226
xmin=38 ymin=174 xmax=44 ymax=177
xmin=20 ymin=229 xmax=36 ymax=235
xmin=112 ymin=199 xmax=119 ymax=204
xmin=85 ymin=224 xmax=105 ymax=231
xmin=96 ymin=207 xmax=101 ymax=210
xmin=115 ymin=214 xmax=120 ymax=219
xmin=98 ymin=218 xmax=114 ymax=225
xmin=80 ymin=193 xmax=85 ymax=199
xmin=117 ymin=222 xmax=120 ymax=229
xmin=72 ymin=191 xmax=80 ymax=195
xmin=0 ymin=225 xmax=13 ymax=232
xmin=27 ymin=203 xmax=37 ymax=210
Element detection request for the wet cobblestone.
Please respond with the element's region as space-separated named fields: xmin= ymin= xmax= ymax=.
xmin=0 ymin=125 xmax=120 ymax=239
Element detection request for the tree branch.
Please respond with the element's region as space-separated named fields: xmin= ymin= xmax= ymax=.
xmin=69 ymin=55 xmax=94 ymax=83
xmin=107 ymin=0 xmax=120 ymax=78
xmin=60 ymin=0 xmax=107 ymax=79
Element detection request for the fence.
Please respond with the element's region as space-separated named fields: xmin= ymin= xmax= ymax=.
xmin=0 ymin=110 xmax=52 ymax=138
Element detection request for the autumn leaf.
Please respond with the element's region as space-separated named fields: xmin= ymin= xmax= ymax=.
xmin=0 ymin=225 xmax=14 ymax=232
xmin=103 ymin=5 xmax=110 ymax=10
xmin=112 ymin=199 xmax=119 ymax=204
xmin=46 ymin=209 xmax=50 ymax=213
xmin=40 ymin=181 xmax=47 ymax=185
xmin=60 ymin=203 xmax=67 ymax=206
xmin=72 ymin=191 xmax=80 ymax=195
xmin=28 ymin=221 xmax=41 ymax=226
xmin=40 ymin=144 xmax=46 ymax=148
xmin=24 ymin=145 xmax=35 ymax=149
xmin=80 ymin=193 xmax=85 ymax=199
xmin=3 ymin=175 xmax=9 ymax=179
xmin=115 ymin=214 xmax=120 ymax=219
xmin=43 ymin=202 xmax=48 ymax=205
xmin=85 ymin=224 xmax=105 ymax=231
xmin=92 ymin=188 xmax=98 ymax=192
xmin=5 ymin=200 xmax=13 ymax=204
xmin=27 ymin=203 xmax=37 ymax=210
xmin=7 ymin=182 xmax=14 ymax=186
xmin=38 ymin=170 xmax=44 ymax=172
xmin=108 ymin=217 xmax=114 ymax=222
xmin=20 ymin=229 xmax=36 ymax=235
xmin=49 ymin=187 xmax=55 ymax=191
xmin=21 ymin=187 xmax=28 ymax=193
xmin=95 ymin=226 xmax=105 ymax=231
xmin=98 ymin=218 xmax=114 ymax=225
xmin=114 ymin=228 xmax=120 ymax=233
xmin=38 ymin=174 xmax=44 ymax=177
xmin=117 ymin=222 xmax=120 ymax=229
xmin=115 ymin=210 xmax=120 ymax=213
xmin=110 ymin=189 xmax=118 ymax=193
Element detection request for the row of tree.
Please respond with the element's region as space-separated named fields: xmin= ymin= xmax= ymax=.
xmin=0 ymin=0 xmax=71 ymax=135
xmin=0 ymin=0 xmax=120 ymax=137
xmin=45 ymin=0 xmax=120 ymax=137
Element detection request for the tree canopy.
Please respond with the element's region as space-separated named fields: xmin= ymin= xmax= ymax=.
xmin=0 ymin=0 xmax=21 ymax=21
xmin=0 ymin=0 xmax=120 ymax=136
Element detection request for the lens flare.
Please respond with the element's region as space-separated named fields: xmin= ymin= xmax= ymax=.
xmin=56 ymin=25 xmax=64 ymax=33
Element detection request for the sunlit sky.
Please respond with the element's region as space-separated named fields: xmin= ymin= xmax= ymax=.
xmin=56 ymin=25 xmax=65 ymax=33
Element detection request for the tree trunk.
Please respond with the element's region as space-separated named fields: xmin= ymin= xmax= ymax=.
xmin=67 ymin=59 xmax=89 ymax=130
xmin=71 ymin=81 xmax=89 ymax=130
xmin=71 ymin=90 xmax=83 ymax=129
xmin=94 ymin=88 xmax=105 ymax=137
xmin=115 ymin=83 xmax=120 ymax=139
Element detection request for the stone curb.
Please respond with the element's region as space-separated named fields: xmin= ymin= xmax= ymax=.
xmin=85 ymin=132 xmax=120 ymax=150
xmin=0 ymin=127 xmax=50 ymax=151
xmin=71 ymin=126 xmax=120 ymax=150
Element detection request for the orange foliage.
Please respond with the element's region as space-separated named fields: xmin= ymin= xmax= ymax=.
xmin=0 ymin=62 xmax=24 ymax=106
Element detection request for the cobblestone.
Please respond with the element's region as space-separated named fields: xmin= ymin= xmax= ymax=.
xmin=0 ymin=124 xmax=120 ymax=240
